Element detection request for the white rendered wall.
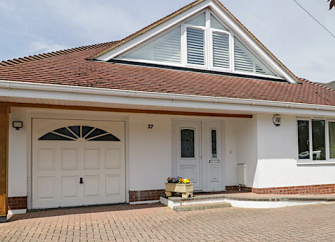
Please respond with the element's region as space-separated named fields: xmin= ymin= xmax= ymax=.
xmin=256 ymin=114 xmax=335 ymax=188
xmin=224 ymin=119 xmax=238 ymax=186
xmin=8 ymin=107 xmax=28 ymax=197
xmin=128 ymin=114 xmax=172 ymax=191
xmin=235 ymin=117 xmax=258 ymax=188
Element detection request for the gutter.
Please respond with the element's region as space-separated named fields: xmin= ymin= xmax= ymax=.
xmin=0 ymin=80 xmax=334 ymax=112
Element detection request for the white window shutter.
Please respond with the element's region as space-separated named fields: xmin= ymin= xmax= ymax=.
xmin=234 ymin=38 xmax=275 ymax=76
xmin=212 ymin=32 xmax=230 ymax=69
xmin=124 ymin=27 xmax=181 ymax=64
xmin=187 ymin=28 xmax=205 ymax=65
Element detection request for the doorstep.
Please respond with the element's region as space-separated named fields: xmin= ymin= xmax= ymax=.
xmin=160 ymin=191 xmax=335 ymax=209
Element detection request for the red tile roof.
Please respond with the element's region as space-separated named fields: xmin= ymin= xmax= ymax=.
xmin=0 ymin=41 xmax=334 ymax=106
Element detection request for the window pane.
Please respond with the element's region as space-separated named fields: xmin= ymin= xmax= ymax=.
xmin=210 ymin=14 xmax=228 ymax=31
xmin=312 ymin=120 xmax=326 ymax=160
xmin=298 ymin=120 xmax=310 ymax=159
xmin=124 ymin=27 xmax=181 ymax=64
xmin=187 ymin=28 xmax=205 ymax=65
xmin=186 ymin=13 xmax=206 ymax=27
xmin=211 ymin=130 xmax=217 ymax=158
xmin=54 ymin=127 xmax=76 ymax=139
xmin=329 ymin=122 xmax=335 ymax=159
xmin=89 ymin=134 xmax=120 ymax=141
xmin=181 ymin=129 xmax=194 ymax=158
xmin=213 ymin=32 xmax=230 ymax=69
xmin=39 ymin=133 xmax=73 ymax=141
xmin=86 ymin=128 xmax=107 ymax=139
xmin=234 ymin=38 xmax=275 ymax=76
xmin=69 ymin=126 xmax=80 ymax=137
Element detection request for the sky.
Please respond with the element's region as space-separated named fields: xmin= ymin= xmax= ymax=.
xmin=0 ymin=0 xmax=335 ymax=83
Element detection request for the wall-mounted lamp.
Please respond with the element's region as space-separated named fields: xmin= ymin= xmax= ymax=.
xmin=273 ymin=114 xmax=281 ymax=127
xmin=12 ymin=121 xmax=23 ymax=130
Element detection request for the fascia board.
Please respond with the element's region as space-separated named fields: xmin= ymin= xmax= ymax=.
xmin=1 ymin=80 xmax=335 ymax=117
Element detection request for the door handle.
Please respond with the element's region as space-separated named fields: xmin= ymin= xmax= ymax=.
xmin=80 ymin=177 xmax=83 ymax=184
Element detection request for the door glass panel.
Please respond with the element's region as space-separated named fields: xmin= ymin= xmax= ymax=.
xmin=329 ymin=122 xmax=335 ymax=159
xmin=181 ymin=129 xmax=194 ymax=158
xmin=53 ymin=127 xmax=77 ymax=139
xmin=211 ymin=130 xmax=217 ymax=158
xmin=39 ymin=132 xmax=73 ymax=141
xmin=69 ymin=126 xmax=80 ymax=137
xmin=298 ymin=120 xmax=310 ymax=159
xmin=86 ymin=128 xmax=107 ymax=139
xmin=82 ymin=126 xmax=94 ymax=138
xmin=312 ymin=120 xmax=326 ymax=160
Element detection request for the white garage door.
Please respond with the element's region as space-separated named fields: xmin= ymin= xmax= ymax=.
xmin=32 ymin=119 xmax=126 ymax=209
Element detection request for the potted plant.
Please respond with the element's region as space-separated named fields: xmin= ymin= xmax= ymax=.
xmin=165 ymin=176 xmax=193 ymax=198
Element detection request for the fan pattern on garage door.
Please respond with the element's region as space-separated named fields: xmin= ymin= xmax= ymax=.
xmin=39 ymin=125 xmax=120 ymax=141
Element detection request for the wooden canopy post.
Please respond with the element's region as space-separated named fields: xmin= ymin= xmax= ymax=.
xmin=0 ymin=106 xmax=8 ymax=223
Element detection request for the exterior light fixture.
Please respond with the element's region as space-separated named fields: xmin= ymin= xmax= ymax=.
xmin=273 ymin=114 xmax=281 ymax=127
xmin=12 ymin=121 xmax=23 ymax=130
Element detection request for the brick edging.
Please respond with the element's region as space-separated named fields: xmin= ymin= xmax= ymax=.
xmin=129 ymin=190 xmax=165 ymax=202
xmin=252 ymin=184 xmax=335 ymax=195
xmin=227 ymin=184 xmax=335 ymax=195
xmin=8 ymin=196 xmax=27 ymax=210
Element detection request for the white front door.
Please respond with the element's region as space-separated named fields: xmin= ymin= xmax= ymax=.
xmin=173 ymin=120 xmax=224 ymax=192
xmin=174 ymin=122 xmax=202 ymax=191
xmin=203 ymin=121 xmax=223 ymax=191
xmin=32 ymin=119 xmax=126 ymax=209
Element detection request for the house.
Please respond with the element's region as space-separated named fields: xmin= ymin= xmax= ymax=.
xmin=1 ymin=0 xmax=335 ymax=222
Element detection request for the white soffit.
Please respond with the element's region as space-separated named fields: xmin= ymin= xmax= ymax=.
xmin=95 ymin=0 xmax=299 ymax=84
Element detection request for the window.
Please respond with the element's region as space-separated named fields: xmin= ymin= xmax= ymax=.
xmin=181 ymin=129 xmax=194 ymax=158
xmin=187 ymin=28 xmax=205 ymax=65
xmin=329 ymin=122 xmax=335 ymax=159
xmin=124 ymin=27 xmax=181 ymax=64
xmin=297 ymin=120 xmax=327 ymax=161
xmin=298 ymin=120 xmax=309 ymax=159
xmin=120 ymin=10 xmax=277 ymax=78
xmin=39 ymin=125 xmax=120 ymax=142
xmin=234 ymin=38 xmax=275 ymax=75
xmin=211 ymin=130 xmax=217 ymax=158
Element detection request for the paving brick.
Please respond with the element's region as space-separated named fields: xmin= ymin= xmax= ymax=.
xmin=1 ymin=203 xmax=335 ymax=241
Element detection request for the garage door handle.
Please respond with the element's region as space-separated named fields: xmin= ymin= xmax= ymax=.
xmin=80 ymin=178 xmax=83 ymax=184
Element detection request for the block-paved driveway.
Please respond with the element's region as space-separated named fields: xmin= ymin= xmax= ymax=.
xmin=1 ymin=203 xmax=335 ymax=242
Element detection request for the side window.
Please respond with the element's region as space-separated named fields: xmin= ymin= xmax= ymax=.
xmin=298 ymin=120 xmax=310 ymax=159
xmin=181 ymin=129 xmax=195 ymax=158
xmin=211 ymin=130 xmax=217 ymax=158
xmin=297 ymin=120 xmax=326 ymax=161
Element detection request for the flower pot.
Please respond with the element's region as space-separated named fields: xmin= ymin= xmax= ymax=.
xmin=165 ymin=183 xmax=193 ymax=198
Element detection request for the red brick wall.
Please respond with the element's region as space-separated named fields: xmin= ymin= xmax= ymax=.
xmin=129 ymin=190 xmax=165 ymax=202
xmin=8 ymin=196 xmax=27 ymax=210
xmin=252 ymin=184 xmax=335 ymax=195
xmin=226 ymin=184 xmax=335 ymax=195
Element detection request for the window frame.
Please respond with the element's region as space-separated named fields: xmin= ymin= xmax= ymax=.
xmin=296 ymin=118 xmax=334 ymax=163
xmin=118 ymin=9 xmax=281 ymax=80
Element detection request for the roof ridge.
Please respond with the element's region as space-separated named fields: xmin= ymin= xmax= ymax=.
xmin=0 ymin=41 xmax=118 ymax=67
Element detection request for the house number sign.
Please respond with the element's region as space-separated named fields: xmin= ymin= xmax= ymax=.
xmin=148 ymin=124 xmax=154 ymax=129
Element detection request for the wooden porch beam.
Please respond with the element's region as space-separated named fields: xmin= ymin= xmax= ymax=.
xmin=0 ymin=106 xmax=8 ymax=223
xmin=0 ymin=102 xmax=253 ymax=119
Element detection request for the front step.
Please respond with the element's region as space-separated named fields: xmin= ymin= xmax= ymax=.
xmin=173 ymin=202 xmax=231 ymax=212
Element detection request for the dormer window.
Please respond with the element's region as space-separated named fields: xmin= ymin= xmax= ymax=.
xmin=119 ymin=9 xmax=277 ymax=78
